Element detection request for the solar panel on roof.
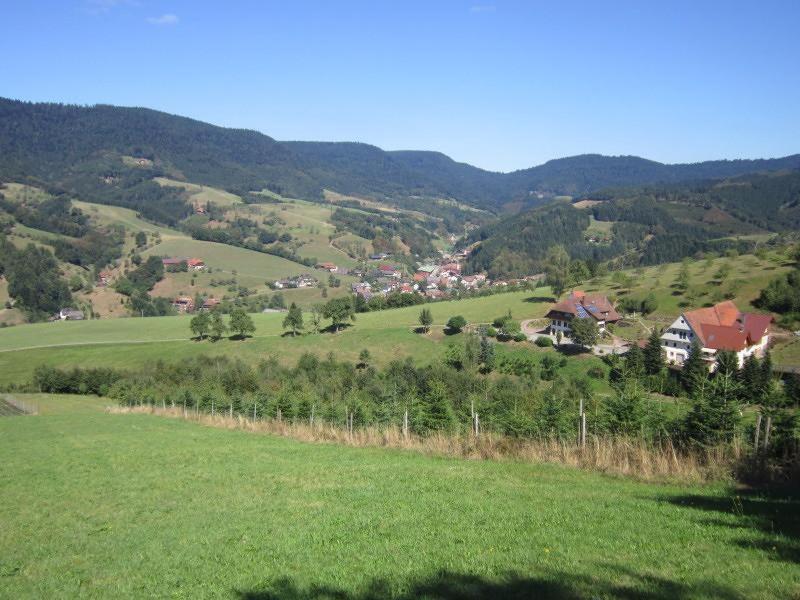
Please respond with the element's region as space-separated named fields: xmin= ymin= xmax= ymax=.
xmin=576 ymin=306 xmax=589 ymax=318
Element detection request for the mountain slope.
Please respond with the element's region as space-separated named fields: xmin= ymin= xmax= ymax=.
xmin=1 ymin=97 xmax=799 ymax=214
xmin=465 ymin=169 xmax=800 ymax=278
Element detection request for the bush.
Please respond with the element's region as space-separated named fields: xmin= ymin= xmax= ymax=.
xmin=587 ymin=365 xmax=605 ymax=379
xmin=513 ymin=332 xmax=527 ymax=342
xmin=535 ymin=336 xmax=553 ymax=347
xmin=445 ymin=315 xmax=467 ymax=332
xmin=486 ymin=326 xmax=497 ymax=337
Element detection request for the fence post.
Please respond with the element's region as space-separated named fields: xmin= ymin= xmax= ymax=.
xmin=763 ymin=415 xmax=772 ymax=451
xmin=474 ymin=412 xmax=480 ymax=437
xmin=581 ymin=413 xmax=587 ymax=449
xmin=753 ymin=413 xmax=762 ymax=452
xmin=310 ymin=405 xmax=315 ymax=428
xmin=253 ymin=403 xmax=257 ymax=421
xmin=403 ymin=409 xmax=409 ymax=440
xmin=277 ymin=407 xmax=282 ymax=423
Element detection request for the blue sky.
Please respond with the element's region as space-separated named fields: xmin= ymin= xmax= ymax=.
xmin=1 ymin=1 xmax=798 ymax=172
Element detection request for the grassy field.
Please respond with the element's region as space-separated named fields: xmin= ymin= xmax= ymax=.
xmin=155 ymin=177 xmax=244 ymax=207
xmin=0 ymin=394 xmax=797 ymax=598
xmin=0 ymin=291 xmax=553 ymax=386
xmin=584 ymin=253 xmax=791 ymax=319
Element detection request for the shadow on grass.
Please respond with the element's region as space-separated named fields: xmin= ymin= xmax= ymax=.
xmin=235 ymin=566 xmax=743 ymax=600
xmin=555 ymin=344 xmax=590 ymax=356
xmin=523 ymin=295 xmax=555 ymax=304
xmin=442 ymin=328 xmax=463 ymax=336
xmin=662 ymin=485 xmax=800 ymax=565
xmin=320 ymin=323 xmax=354 ymax=334
xmin=228 ymin=334 xmax=252 ymax=341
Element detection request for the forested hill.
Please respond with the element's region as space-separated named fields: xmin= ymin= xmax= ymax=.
xmin=1 ymin=97 xmax=799 ymax=213
xmin=465 ymin=169 xmax=800 ymax=278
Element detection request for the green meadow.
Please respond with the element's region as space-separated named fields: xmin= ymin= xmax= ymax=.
xmin=0 ymin=394 xmax=797 ymax=598
xmin=0 ymin=291 xmax=553 ymax=386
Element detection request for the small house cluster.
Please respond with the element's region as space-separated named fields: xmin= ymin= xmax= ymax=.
xmin=272 ymin=274 xmax=318 ymax=289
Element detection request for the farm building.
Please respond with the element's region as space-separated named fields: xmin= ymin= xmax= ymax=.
xmin=546 ymin=291 xmax=620 ymax=335
xmin=661 ymin=300 xmax=772 ymax=369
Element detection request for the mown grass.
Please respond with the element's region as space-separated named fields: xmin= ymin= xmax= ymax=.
xmin=0 ymin=394 xmax=797 ymax=598
xmin=0 ymin=291 xmax=561 ymax=386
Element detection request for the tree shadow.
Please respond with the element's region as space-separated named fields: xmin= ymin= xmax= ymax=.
xmin=412 ymin=326 xmax=429 ymax=335
xmin=320 ymin=323 xmax=354 ymax=334
xmin=660 ymin=485 xmax=800 ymax=565
xmin=228 ymin=333 xmax=252 ymax=341
xmin=442 ymin=328 xmax=463 ymax=336
xmin=555 ymin=344 xmax=589 ymax=356
xmin=235 ymin=566 xmax=744 ymax=600
xmin=523 ymin=295 xmax=555 ymax=304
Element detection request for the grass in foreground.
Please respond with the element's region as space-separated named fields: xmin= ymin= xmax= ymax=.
xmin=0 ymin=394 xmax=797 ymax=598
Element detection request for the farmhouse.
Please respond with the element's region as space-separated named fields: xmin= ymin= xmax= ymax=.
xmin=186 ymin=258 xmax=205 ymax=271
xmin=55 ymin=308 xmax=84 ymax=321
xmin=378 ymin=264 xmax=401 ymax=279
xmin=97 ymin=271 xmax=113 ymax=287
xmin=661 ymin=300 xmax=772 ymax=369
xmin=274 ymin=274 xmax=317 ymax=289
xmin=546 ymin=291 xmax=620 ymax=335
xmin=316 ymin=262 xmax=338 ymax=272
xmin=161 ymin=258 xmax=183 ymax=267
xmin=201 ymin=298 xmax=220 ymax=311
xmin=172 ymin=297 xmax=195 ymax=313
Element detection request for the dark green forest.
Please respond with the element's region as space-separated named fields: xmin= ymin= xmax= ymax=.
xmin=3 ymin=97 xmax=798 ymax=215
xmin=465 ymin=170 xmax=800 ymax=277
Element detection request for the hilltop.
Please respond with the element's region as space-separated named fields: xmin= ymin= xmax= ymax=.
xmin=2 ymin=97 xmax=799 ymax=213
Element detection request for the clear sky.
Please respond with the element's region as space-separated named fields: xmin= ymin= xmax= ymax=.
xmin=2 ymin=0 xmax=798 ymax=172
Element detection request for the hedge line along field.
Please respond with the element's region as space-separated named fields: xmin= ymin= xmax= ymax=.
xmin=0 ymin=394 xmax=797 ymax=598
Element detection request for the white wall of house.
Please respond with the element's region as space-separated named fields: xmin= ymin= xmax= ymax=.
xmin=661 ymin=314 xmax=770 ymax=368
xmin=660 ymin=315 xmax=695 ymax=365
xmin=549 ymin=316 xmax=606 ymax=334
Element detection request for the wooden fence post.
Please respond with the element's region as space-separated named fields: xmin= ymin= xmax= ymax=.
xmin=763 ymin=415 xmax=772 ymax=451
xmin=403 ymin=410 xmax=409 ymax=440
xmin=754 ymin=413 xmax=762 ymax=452
xmin=310 ymin=405 xmax=315 ymax=428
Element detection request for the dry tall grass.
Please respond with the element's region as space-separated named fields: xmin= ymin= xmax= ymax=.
xmin=110 ymin=406 xmax=740 ymax=483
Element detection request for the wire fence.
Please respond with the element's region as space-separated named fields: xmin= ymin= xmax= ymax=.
xmin=0 ymin=395 xmax=38 ymax=416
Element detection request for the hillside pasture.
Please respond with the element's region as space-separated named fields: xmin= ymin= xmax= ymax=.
xmin=154 ymin=177 xmax=243 ymax=207
xmin=0 ymin=291 xmax=554 ymax=385
xmin=143 ymin=237 xmax=309 ymax=284
xmin=0 ymin=395 xmax=797 ymax=598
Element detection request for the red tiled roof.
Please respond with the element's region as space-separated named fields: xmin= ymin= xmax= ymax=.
xmin=742 ymin=313 xmax=772 ymax=344
xmin=684 ymin=301 xmax=772 ymax=350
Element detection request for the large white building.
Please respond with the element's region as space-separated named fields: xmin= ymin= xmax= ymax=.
xmin=661 ymin=300 xmax=772 ymax=369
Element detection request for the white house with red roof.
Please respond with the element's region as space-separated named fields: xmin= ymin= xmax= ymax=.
xmin=545 ymin=290 xmax=620 ymax=335
xmin=660 ymin=300 xmax=772 ymax=368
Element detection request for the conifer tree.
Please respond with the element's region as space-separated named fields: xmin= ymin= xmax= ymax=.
xmin=643 ymin=329 xmax=664 ymax=375
xmin=681 ymin=339 xmax=707 ymax=394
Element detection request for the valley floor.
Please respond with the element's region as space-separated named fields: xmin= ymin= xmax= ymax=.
xmin=0 ymin=394 xmax=798 ymax=598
